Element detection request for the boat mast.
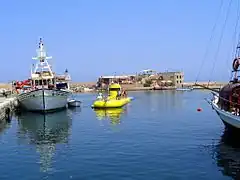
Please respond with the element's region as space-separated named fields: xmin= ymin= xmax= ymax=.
xmin=232 ymin=44 xmax=240 ymax=83
xmin=32 ymin=38 xmax=53 ymax=76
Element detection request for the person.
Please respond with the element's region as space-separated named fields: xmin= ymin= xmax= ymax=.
xmin=2 ymin=89 xmax=8 ymax=98
xmin=121 ymin=90 xmax=125 ymax=98
xmin=97 ymin=92 xmax=103 ymax=100
xmin=232 ymin=91 xmax=238 ymax=115
xmin=237 ymin=92 xmax=240 ymax=116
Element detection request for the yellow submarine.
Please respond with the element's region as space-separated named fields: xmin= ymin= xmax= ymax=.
xmin=91 ymin=83 xmax=132 ymax=108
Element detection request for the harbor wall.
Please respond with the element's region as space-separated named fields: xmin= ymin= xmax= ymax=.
xmin=0 ymin=96 xmax=18 ymax=121
xmin=186 ymin=82 xmax=228 ymax=90
xmin=68 ymin=81 xmax=228 ymax=92
xmin=69 ymin=81 xmax=228 ymax=92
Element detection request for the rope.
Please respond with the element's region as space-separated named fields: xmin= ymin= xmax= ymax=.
xmin=231 ymin=0 xmax=240 ymax=59
xmin=227 ymin=0 xmax=240 ymax=82
xmin=207 ymin=0 xmax=233 ymax=87
xmin=195 ymin=0 xmax=224 ymax=83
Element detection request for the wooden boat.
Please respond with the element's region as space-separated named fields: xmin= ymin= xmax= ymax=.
xmin=197 ymin=5 xmax=240 ymax=130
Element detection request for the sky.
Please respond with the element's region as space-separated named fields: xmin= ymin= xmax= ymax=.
xmin=0 ymin=0 xmax=239 ymax=82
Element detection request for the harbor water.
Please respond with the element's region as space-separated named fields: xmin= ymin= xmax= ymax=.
xmin=0 ymin=90 xmax=238 ymax=179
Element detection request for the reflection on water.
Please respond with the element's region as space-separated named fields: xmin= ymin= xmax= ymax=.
xmin=94 ymin=108 xmax=126 ymax=125
xmin=142 ymin=90 xmax=183 ymax=110
xmin=17 ymin=110 xmax=73 ymax=173
xmin=215 ymin=129 xmax=240 ymax=179
xmin=0 ymin=120 xmax=11 ymax=136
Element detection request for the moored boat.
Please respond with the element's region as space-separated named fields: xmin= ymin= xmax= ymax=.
xmin=206 ymin=46 xmax=240 ymax=130
xmin=17 ymin=38 xmax=71 ymax=112
xmin=68 ymin=99 xmax=81 ymax=107
xmin=92 ymin=83 xmax=132 ymax=108
xmin=176 ymin=87 xmax=193 ymax=91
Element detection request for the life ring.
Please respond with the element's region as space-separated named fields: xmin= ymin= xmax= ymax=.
xmin=232 ymin=57 xmax=240 ymax=71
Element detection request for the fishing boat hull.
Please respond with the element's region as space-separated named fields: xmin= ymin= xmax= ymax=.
xmin=209 ymin=98 xmax=240 ymax=129
xmin=18 ymin=89 xmax=71 ymax=112
xmin=92 ymin=98 xmax=131 ymax=108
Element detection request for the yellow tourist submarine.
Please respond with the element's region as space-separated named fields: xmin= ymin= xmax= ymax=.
xmin=91 ymin=83 xmax=132 ymax=108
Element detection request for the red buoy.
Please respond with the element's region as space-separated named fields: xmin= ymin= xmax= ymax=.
xmin=197 ymin=108 xmax=202 ymax=112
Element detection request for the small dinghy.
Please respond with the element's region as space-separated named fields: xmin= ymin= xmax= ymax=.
xmin=68 ymin=99 xmax=81 ymax=107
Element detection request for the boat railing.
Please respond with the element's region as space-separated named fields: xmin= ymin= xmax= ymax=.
xmin=209 ymin=92 xmax=240 ymax=113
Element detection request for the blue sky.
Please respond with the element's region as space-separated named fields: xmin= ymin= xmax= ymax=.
xmin=0 ymin=0 xmax=239 ymax=82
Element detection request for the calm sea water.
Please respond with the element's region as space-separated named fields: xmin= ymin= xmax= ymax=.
xmin=0 ymin=90 xmax=239 ymax=179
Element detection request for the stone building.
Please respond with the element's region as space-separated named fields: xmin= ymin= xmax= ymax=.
xmin=157 ymin=71 xmax=184 ymax=87
xmin=97 ymin=75 xmax=136 ymax=89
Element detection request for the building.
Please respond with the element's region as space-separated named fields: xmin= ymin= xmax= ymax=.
xmin=157 ymin=71 xmax=184 ymax=87
xmin=97 ymin=75 xmax=136 ymax=88
xmin=97 ymin=70 xmax=184 ymax=88
xmin=138 ymin=69 xmax=157 ymax=76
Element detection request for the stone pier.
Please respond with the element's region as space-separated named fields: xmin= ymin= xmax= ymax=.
xmin=0 ymin=96 xmax=18 ymax=121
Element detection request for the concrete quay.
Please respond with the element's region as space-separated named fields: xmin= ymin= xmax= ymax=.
xmin=0 ymin=96 xmax=18 ymax=121
xmin=186 ymin=82 xmax=228 ymax=90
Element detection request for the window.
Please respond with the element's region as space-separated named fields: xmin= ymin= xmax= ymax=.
xmin=179 ymin=75 xmax=182 ymax=79
xmin=35 ymin=80 xmax=39 ymax=86
xmin=43 ymin=79 xmax=47 ymax=85
xmin=180 ymin=80 xmax=182 ymax=83
xmin=177 ymin=81 xmax=178 ymax=83
xmin=177 ymin=75 xmax=178 ymax=79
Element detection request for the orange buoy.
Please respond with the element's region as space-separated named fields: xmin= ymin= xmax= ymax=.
xmin=197 ymin=108 xmax=202 ymax=112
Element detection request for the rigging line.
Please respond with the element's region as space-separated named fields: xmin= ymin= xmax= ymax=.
xmin=234 ymin=31 xmax=240 ymax=59
xmin=207 ymin=0 xmax=233 ymax=86
xmin=231 ymin=0 xmax=240 ymax=59
xmin=195 ymin=0 xmax=224 ymax=83
xmin=228 ymin=0 xmax=240 ymax=82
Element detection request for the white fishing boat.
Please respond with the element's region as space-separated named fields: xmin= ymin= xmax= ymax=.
xmin=17 ymin=38 xmax=71 ymax=112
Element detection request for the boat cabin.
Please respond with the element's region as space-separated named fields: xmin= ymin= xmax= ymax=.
xmin=108 ymin=83 xmax=121 ymax=99
xmin=31 ymin=74 xmax=70 ymax=90
xmin=15 ymin=38 xmax=71 ymax=93
xmin=218 ymin=83 xmax=240 ymax=111
xmin=30 ymin=39 xmax=71 ymax=91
